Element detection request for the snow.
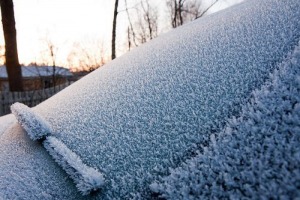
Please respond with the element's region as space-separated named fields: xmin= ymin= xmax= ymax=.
xmin=0 ymin=65 xmax=72 ymax=78
xmin=11 ymin=102 xmax=51 ymax=140
xmin=43 ymin=136 xmax=105 ymax=195
xmin=153 ymin=41 xmax=300 ymax=199
xmin=0 ymin=0 xmax=299 ymax=198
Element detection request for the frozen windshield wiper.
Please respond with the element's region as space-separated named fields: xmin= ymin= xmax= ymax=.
xmin=11 ymin=102 xmax=104 ymax=195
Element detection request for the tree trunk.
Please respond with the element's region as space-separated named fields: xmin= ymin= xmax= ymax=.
xmin=0 ymin=0 xmax=23 ymax=91
xmin=111 ymin=0 xmax=119 ymax=60
xmin=125 ymin=0 xmax=137 ymax=48
xmin=142 ymin=0 xmax=153 ymax=40
xmin=172 ymin=0 xmax=178 ymax=28
xmin=178 ymin=0 xmax=183 ymax=26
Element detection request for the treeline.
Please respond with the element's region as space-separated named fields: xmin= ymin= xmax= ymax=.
xmin=112 ymin=0 xmax=219 ymax=58
xmin=0 ymin=0 xmax=218 ymax=91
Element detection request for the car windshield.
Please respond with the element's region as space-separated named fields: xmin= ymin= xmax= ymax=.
xmin=0 ymin=0 xmax=299 ymax=199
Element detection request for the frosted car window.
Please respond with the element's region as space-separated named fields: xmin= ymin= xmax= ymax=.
xmin=1 ymin=0 xmax=299 ymax=198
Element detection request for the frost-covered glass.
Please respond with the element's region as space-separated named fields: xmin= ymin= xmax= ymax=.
xmin=0 ymin=0 xmax=299 ymax=198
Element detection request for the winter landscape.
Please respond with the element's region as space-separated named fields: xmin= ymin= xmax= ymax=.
xmin=0 ymin=0 xmax=299 ymax=199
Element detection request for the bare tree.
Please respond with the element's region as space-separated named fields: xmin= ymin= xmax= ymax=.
xmin=140 ymin=0 xmax=158 ymax=41
xmin=46 ymin=39 xmax=57 ymax=86
xmin=166 ymin=0 xmax=218 ymax=28
xmin=167 ymin=0 xmax=184 ymax=28
xmin=68 ymin=40 xmax=107 ymax=72
xmin=127 ymin=26 xmax=132 ymax=51
xmin=41 ymin=38 xmax=59 ymax=87
xmin=126 ymin=0 xmax=158 ymax=48
xmin=111 ymin=0 xmax=119 ymax=60
xmin=125 ymin=0 xmax=138 ymax=50
xmin=36 ymin=37 xmax=65 ymax=89
xmin=0 ymin=0 xmax=23 ymax=91
xmin=194 ymin=0 xmax=219 ymax=19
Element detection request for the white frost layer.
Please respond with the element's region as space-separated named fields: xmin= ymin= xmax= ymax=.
xmin=153 ymin=42 xmax=300 ymax=199
xmin=11 ymin=102 xmax=104 ymax=195
xmin=43 ymin=136 xmax=105 ymax=195
xmin=0 ymin=114 xmax=15 ymax=136
xmin=32 ymin=0 xmax=300 ymax=198
xmin=11 ymin=103 xmax=51 ymax=140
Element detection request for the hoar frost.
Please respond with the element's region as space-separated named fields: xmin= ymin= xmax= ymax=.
xmin=153 ymin=42 xmax=300 ymax=199
xmin=11 ymin=102 xmax=105 ymax=195
xmin=11 ymin=103 xmax=51 ymax=140
xmin=43 ymin=136 xmax=105 ymax=195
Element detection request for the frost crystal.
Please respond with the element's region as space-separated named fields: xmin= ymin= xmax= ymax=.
xmin=43 ymin=136 xmax=105 ymax=195
xmin=2 ymin=0 xmax=299 ymax=198
xmin=29 ymin=0 xmax=300 ymax=198
xmin=11 ymin=103 xmax=51 ymax=140
xmin=154 ymin=42 xmax=300 ymax=199
xmin=11 ymin=103 xmax=105 ymax=195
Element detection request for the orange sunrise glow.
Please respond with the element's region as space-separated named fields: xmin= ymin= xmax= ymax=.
xmin=0 ymin=0 xmax=243 ymax=69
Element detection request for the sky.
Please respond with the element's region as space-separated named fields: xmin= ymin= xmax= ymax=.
xmin=0 ymin=0 xmax=243 ymax=69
